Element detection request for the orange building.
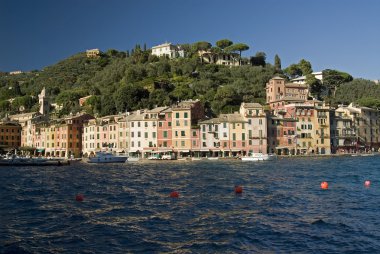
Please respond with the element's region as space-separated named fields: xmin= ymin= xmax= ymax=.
xmin=0 ymin=121 xmax=22 ymax=151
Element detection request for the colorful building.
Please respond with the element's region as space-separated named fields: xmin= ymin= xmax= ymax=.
xmin=171 ymin=100 xmax=204 ymax=158
xmin=0 ymin=120 xmax=22 ymax=152
xmin=240 ymin=103 xmax=268 ymax=154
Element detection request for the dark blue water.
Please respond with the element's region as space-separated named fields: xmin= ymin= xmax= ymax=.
xmin=1 ymin=156 xmax=380 ymax=253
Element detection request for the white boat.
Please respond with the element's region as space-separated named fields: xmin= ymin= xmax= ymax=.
xmin=127 ymin=157 xmax=140 ymax=162
xmin=88 ymin=151 xmax=128 ymax=163
xmin=207 ymin=157 xmax=219 ymax=160
xmin=241 ymin=153 xmax=277 ymax=161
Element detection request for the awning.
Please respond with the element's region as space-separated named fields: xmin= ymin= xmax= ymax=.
xmin=37 ymin=148 xmax=45 ymax=152
xmin=178 ymin=150 xmax=190 ymax=153
xmin=200 ymin=149 xmax=210 ymax=152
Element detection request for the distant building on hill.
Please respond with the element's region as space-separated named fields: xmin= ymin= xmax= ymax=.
xmin=86 ymin=49 xmax=101 ymax=58
xmin=9 ymin=70 xmax=23 ymax=75
xmin=151 ymin=42 xmax=184 ymax=58
xmin=290 ymin=71 xmax=323 ymax=85
xmin=198 ymin=50 xmax=243 ymax=66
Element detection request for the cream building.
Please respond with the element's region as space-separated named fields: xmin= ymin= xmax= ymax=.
xmin=151 ymin=43 xmax=184 ymax=58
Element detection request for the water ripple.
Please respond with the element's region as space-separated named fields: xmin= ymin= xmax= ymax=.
xmin=1 ymin=156 xmax=380 ymax=253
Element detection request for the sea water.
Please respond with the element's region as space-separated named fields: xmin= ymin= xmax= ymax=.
xmin=1 ymin=156 xmax=379 ymax=253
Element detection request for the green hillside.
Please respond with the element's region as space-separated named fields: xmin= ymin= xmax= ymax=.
xmin=0 ymin=44 xmax=378 ymax=118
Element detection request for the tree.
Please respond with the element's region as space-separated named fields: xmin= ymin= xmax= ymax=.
xmin=306 ymin=74 xmax=323 ymax=100
xmin=274 ymin=54 xmax=281 ymax=72
xmin=298 ymin=59 xmax=313 ymax=75
xmin=225 ymin=43 xmax=250 ymax=58
xmin=250 ymin=52 xmax=266 ymax=67
xmin=323 ymin=69 xmax=353 ymax=97
xmin=216 ymin=39 xmax=233 ymax=49
xmin=193 ymin=41 xmax=212 ymax=51
xmin=284 ymin=64 xmax=302 ymax=78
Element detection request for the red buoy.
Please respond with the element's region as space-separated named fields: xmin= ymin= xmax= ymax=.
xmin=75 ymin=194 xmax=84 ymax=202
xmin=170 ymin=191 xmax=179 ymax=198
xmin=364 ymin=180 xmax=371 ymax=187
xmin=320 ymin=181 xmax=328 ymax=190
xmin=235 ymin=186 xmax=243 ymax=194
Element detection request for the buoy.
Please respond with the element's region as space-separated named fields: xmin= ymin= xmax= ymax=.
xmin=364 ymin=180 xmax=371 ymax=187
xmin=320 ymin=181 xmax=328 ymax=189
xmin=235 ymin=185 xmax=243 ymax=194
xmin=170 ymin=191 xmax=179 ymax=198
xmin=75 ymin=194 xmax=84 ymax=202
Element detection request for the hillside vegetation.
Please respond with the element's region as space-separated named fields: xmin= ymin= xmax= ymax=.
xmin=0 ymin=43 xmax=378 ymax=118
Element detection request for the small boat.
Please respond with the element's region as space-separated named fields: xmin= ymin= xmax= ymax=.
xmin=88 ymin=151 xmax=128 ymax=163
xmin=207 ymin=157 xmax=219 ymax=160
xmin=241 ymin=153 xmax=277 ymax=161
xmin=127 ymin=157 xmax=140 ymax=162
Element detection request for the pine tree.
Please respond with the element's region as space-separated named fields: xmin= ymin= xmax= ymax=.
xmin=274 ymin=54 xmax=281 ymax=71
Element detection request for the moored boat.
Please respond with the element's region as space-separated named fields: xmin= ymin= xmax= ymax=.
xmin=88 ymin=151 xmax=128 ymax=163
xmin=241 ymin=153 xmax=277 ymax=161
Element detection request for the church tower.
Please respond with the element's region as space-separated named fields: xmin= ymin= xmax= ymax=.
xmin=38 ymin=87 xmax=50 ymax=115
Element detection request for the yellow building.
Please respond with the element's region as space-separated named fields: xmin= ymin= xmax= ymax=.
xmin=171 ymin=100 xmax=204 ymax=157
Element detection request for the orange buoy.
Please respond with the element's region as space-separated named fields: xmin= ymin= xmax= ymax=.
xmin=75 ymin=194 xmax=84 ymax=202
xmin=170 ymin=191 xmax=179 ymax=198
xmin=320 ymin=181 xmax=328 ymax=190
xmin=235 ymin=185 xmax=243 ymax=194
xmin=364 ymin=180 xmax=371 ymax=187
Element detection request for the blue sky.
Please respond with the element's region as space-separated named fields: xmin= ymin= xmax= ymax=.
xmin=1 ymin=0 xmax=379 ymax=79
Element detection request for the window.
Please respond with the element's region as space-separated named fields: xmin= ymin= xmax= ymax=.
xmin=131 ymin=132 xmax=134 ymax=138
xmin=223 ymin=132 xmax=227 ymax=138
xmin=163 ymin=131 xmax=168 ymax=138
xmin=145 ymin=122 xmax=148 ymax=127
xmin=259 ymin=119 xmax=263 ymax=125
xmin=159 ymin=122 xmax=163 ymax=127
xmin=223 ymin=142 xmax=227 ymax=147
xmin=144 ymin=132 xmax=148 ymax=138
xmin=202 ymin=133 xmax=206 ymax=140
xmin=184 ymin=112 xmax=188 ymax=118
xmin=138 ymin=131 xmax=141 ymax=137
xmin=138 ymin=141 xmax=141 ymax=147
xmin=163 ymin=141 xmax=167 ymax=147
xmin=176 ymin=112 xmax=180 ymax=118
xmin=184 ymin=120 xmax=188 ymax=126
xmin=233 ymin=133 xmax=236 ymax=141
xmin=192 ymin=140 xmax=196 ymax=146
xmin=248 ymin=119 xmax=252 ymax=125
xmin=233 ymin=142 xmax=236 ymax=147
xmin=131 ymin=122 xmax=134 ymax=128
xmin=175 ymin=131 xmax=178 ymax=137
xmin=176 ymin=120 xmax=180 ymax=126
xmin=181 ymin=131 xmax=185 ymax=137
xmin=138 ymin=122 xmax=141 ymax=127
xmin=233 ymin=123 xmax=236 ymax=129
xmin=153 ymin=132 xmax=156 ymax=138
xmin=168 ymin=122 xmax=172 ymax=127
xmin=242 ymin=133 xmax=245 ymax=140
xmin=223 ymin=123 xmax=227 ymax=128
xmin=181 ymin=141 xmax=185 ymax=147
